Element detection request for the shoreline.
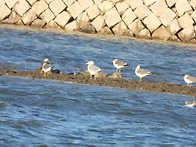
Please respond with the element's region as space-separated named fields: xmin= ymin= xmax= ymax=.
xmin=1 ymin=23 xmax=196 ymax=48
xmin=1 ymin=67 xmax=196 ymax=97
xmin=1 ymin=0 xmax=196 ymax=44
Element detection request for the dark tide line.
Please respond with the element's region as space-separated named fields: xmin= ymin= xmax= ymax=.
xmin=0 ymin=67 xmax=196 ymax=97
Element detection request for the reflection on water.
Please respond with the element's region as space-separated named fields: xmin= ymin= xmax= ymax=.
xmin=0 ymin=25 xmax=196 ymax=146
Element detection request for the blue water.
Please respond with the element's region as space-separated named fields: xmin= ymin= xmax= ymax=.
xmin=0 ymin=25 xmax=196 ymax=146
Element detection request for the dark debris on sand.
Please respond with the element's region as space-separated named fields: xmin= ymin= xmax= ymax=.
xmin=0 ymin=67 xmax=196 ymax=97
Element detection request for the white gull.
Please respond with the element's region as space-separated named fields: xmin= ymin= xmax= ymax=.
xmin=86 ymin=61 xmax=101 ymax=79
xmin=183 ymin=75 xmax=196 ymax=87
xmin=112 ymin=59 xmax=128 ymax=73
xmin=135 ymin=65 xmax=151 ymax=81
xmin=41 ymin=58 xmax=53 ymax=77
xmin=185 ymin=100 xmax=196 ymax=108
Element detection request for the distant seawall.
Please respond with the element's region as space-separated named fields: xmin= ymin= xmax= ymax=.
xmin=1 ymin=0 xmax=196 ymax=43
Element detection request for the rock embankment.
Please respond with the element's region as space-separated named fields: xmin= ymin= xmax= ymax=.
xmin=0 ymin=0 xmax=196 ymax=43
xmin=1 ymin=67 xmax=196 ymax=97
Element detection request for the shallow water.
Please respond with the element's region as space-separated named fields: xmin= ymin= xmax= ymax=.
xmin=0 ymin=25 xmax=196 ymax=146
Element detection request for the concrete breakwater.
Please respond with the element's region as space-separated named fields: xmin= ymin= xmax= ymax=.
xmin=0 ymin=0 xmax=196 ymax=43
xmin=1 ymin=67 xmax=196 ymax=97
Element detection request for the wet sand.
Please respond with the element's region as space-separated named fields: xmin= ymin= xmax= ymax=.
xmin=1 ymin=67 xmax=196 ymax=97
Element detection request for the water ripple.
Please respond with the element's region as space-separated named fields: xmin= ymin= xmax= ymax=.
xmin=0 ymin=25 xmax=196 ymax=146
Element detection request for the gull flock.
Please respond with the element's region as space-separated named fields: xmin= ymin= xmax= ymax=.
xmin=41 ymin=58 xmax=196 ymax=108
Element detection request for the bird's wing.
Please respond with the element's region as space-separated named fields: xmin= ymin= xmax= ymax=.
xmin=115 ymin=60 xmax=126 ymax=66
xmin=43 ymin=64 xmax=53 ymax=69
xmin=188 ymin=76 xmax=196 ymax=82
xmin=89 ymin=64 xmax=101 ymax=72
xmin=138 ymin=69 xmax=151 ymax=74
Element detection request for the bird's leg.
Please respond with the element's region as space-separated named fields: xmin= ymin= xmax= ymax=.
xmin=140 ymin=77 xmax=142 ymax=81
xmin=46 ymin=72 xmax=49 ymax=77
xmin=41 ymin=69 xmax=44 ymax=74
xmin=48 ymin=71 xmax=51 ymax=76
xmin=116 ymin=68 xmax=118 ymax=73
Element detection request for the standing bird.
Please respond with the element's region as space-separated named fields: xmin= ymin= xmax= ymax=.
xmin=86 ymin=61 xmax=101 ymax=79
xmin=112 ymin=59 xmax=128 ymax=73
xmin=183 ymin=75 xmax=196 ymax=87
xmin=41 ymin=58 xmax=53 ymax=77
xmin=135 ymin=65 xmax=151 ymax=81
xmin=41 ymin=58 xmax=50 ymax=73
xmin=185 ymin=100 xmax=196 ymax=108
